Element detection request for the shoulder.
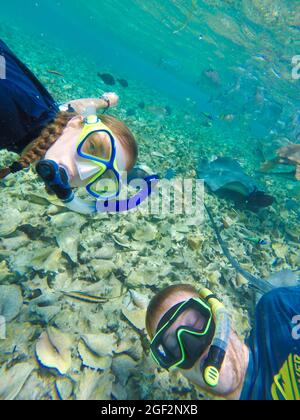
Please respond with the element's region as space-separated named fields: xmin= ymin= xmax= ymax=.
xmin=257 ymin=286 xmax=300 ymax=314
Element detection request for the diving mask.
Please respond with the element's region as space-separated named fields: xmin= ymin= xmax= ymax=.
xmin=150 ymin=289 xmax=231 ymax=388
xmin=36 ymin=113 xmax=159 ymax=215
xmin=75 ymin=114 xmax=121 ymax=200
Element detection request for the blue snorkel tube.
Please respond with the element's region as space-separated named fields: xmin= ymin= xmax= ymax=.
xmin=36 ymin=160 xmax=159 ymax=215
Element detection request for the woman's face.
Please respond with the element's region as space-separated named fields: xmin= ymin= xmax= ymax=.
xmin=45 ymin=116 xmax=130 ymax=187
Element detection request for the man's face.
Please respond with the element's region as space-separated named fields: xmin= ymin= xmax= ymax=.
xmin=150 ymin=291 xmax=248 ymax=399
xmin=151 ymin=291 xmax=211 ymax=385
xmin=161 ymin=308 xmax=207 ymax=360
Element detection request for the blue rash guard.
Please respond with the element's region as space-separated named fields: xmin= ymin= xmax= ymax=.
xmin=0 ymin=39 xmax=59 ymax=153
xmin=241 ymin=287 xmax=300 ymax=400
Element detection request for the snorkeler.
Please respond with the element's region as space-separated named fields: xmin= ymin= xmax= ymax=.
xmin=0 ymin=39 xmax=158 ymax=214
xmin=146 ymin=284 xmax=300 ymax=400
xmin=261 ymin=143 xmax=300 ymax=181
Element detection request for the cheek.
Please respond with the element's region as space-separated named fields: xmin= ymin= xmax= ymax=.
xmin=45 ymin=131 xmax=81 ymax=180
xmin=115 ymin=141 xmax=130 ymax=171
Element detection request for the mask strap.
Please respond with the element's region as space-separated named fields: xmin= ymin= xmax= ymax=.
xmin=96 ymin=175 xmax=159 ymax=213
xmin=36 ymin=160 xmax=159 ymax=215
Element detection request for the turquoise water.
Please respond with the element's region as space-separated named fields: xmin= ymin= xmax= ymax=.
xmin=2 ymin=0 xmax=300 ymax=105
xmin=0 ymin=0 xmax=300 ymax=401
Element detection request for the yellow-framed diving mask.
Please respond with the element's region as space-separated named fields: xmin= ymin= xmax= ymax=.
xmin=75 ymin=114 xmax=121 ymax=200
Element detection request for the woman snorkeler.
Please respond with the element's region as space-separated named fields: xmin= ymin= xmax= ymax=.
xmin=0 ymin=39 xmax=158 ymax=214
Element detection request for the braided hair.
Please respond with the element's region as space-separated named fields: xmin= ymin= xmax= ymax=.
xmin=0 ymin=112 xmax=138 ymax=179
xmin=0 ymin=111 xmax=74 ymax=179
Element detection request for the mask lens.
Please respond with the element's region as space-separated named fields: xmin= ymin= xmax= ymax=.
xmin=151 ymin=299 xmax=214 ymax=369
xmin=90 ymin=170 xmax=120 ymax=198
xmin=81 ymin=132 xmax=112 ymax=160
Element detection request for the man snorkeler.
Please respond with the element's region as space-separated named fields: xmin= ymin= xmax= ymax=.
xmin=0 ymin=39 xmax=158 ymax=214
xmin=146 ymin=284 xmax=300 ymax=400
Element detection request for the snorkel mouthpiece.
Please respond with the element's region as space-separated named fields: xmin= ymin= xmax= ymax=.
xmin=37 ymin=159 xmax=159 ymax=215
xmin=36 ymin=160 xmax=74 ymax=202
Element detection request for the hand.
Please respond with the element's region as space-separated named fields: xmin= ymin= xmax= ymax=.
xmin=101 ymin=92 xmax=119 ymax=108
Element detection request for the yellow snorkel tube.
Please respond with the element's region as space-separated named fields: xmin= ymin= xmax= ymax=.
xmin=199 ymin=288 xmax=231 ymax=388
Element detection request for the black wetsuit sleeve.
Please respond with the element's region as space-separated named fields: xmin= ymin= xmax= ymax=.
xmin=241 ymin=287 xmax=300 ymax=400
xmin=0 ymin=39 xmax=59 ymax=153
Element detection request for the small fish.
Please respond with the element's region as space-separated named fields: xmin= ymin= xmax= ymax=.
xmin=285 ymin=199 xmax=298 ymax=212
xmin=47 ymin=70 xmax=64 ymax=77
xmin=203 ymin=69 xmax=221 ymax=85
xmin=158 ymin=57 xmax=181 ymax=70
xmin=98 ymin=73 xmax=116 ymax=86
xmin=271 ymin=68 xmax=282 ymax=79
xmin=165 ymin=169 xmax=176 ymax=180
xmin=138 ymin=102 xmax=145 ymax=109
xmin=272 ymin=258 xmax=280 ymax=267
xmin=201 ymin=112 xmax=214 ymax=121
xmin=244 ymin=237 xmax=270 ymax=246
xmin=146 ymin=106 xmax=165 ymax=113
xmin=62 ymin=291 xmax=108 ymax=304
xmin=289 ymin=25 xmax=300 ymax=31
xmin=126 ymin=109 xmax=136 ymax=117
xmin=117 ymin=78 xmax=129 ymax=88
xmin=151 ymin=151 xmax=166 ymax=158
xmin=165 ymin=106 xmax=172 ymax=116
xmin=246 ymin=190 xmax=275 ymax=208
xmin=254 ymin=54 xmax=268 ymax=62
xmin=220 ymin=114 xmax=235 ymax=122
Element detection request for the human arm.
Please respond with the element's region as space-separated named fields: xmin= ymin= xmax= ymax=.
xmin=60 ymin=92 xmax=119 ymax=115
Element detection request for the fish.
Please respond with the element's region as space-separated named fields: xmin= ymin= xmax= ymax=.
xmin=138 ymin=102 xmax=146 ymax=109
xmin=98 ymin=73 xmax=116 ymax=86
xmin=243 ymin=237 xmax=270 ymax=246
xmin=62 ymin=291 xmax=108 ymax=304
xmin=165 ymin=169 xmax=176 ymax=180
xmin=158 ymin=57 xmax=181 ymax=71
xmin=144 ymin=106 xmax=169 ymax=119
xmin=151 ymin=151 xmax=166 ymax=159
xmin=254 ymin=54 xmax=268 ymax=62
xmin=246 ymin=190 xmax=275 ymax=208
xmin=47 ymin=70 xmax=64 ymax=77
xmin=220 ymin=114 xmax=235 ymax=122
xmin=289 ymin=25 xmax=300 ymax=31
xmin=285 ymin=199 xmax=299 ymax=212
xmin=165 ymin=106 xmax=172 ymax=116
xmin=198 ymin=157 xmax=274 ymax=209
xmin=117 ymin=78 xmax=129 ymax=88
xmin=126 ymin=109 xmax=136 ymax=117
xmin=201 ymin=112 xmax=214 ymax=121
xmin=62 ymin=290 xmax=126 ymax=304
xmin=202 ymin=68 xmax=221 ymax=85
xmin=271 ymin=67 xmax=282 ymax=79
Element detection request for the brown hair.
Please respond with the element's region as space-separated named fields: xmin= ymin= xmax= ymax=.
xmin=0 ymin=112 xmax=138 ymax=179
xmin=146 ymin=284 xmax=199 ymax=339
